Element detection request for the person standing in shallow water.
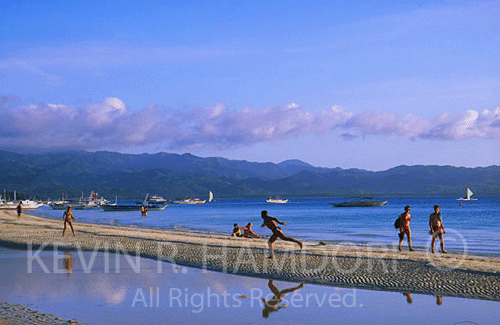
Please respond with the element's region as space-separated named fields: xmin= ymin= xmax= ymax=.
xmin=398 ymin=205 xmax=414 ymax=251
xmin=429 ymin=205 xmax=447 ymax=254
xmin=62 ymin=206 xmax=76 ymax=237
xmin=260 ymin=210 xmax=302 ymax=259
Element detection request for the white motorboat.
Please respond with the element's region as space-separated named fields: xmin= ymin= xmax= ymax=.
xmin=18 ymin=200 xmax=44 ymax=209
xmin=149 ymin=195 xmax=167 ymax=203
xmin=266 ymin=197 xmax=288 ymax=204
xmin=171 ymin=198 xmax=206 ymax=204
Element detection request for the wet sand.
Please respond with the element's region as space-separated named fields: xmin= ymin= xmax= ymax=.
xmin=1 ymin=210 xmax=499 ymax=304
xmin=0 ymin=301 xmax=82 ymax=324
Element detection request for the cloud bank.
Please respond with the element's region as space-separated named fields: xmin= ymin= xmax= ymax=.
xmin=0 ymin=96 xmax=499 ymax=151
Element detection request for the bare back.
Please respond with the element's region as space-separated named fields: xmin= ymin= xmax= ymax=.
xmin=262 ymin=216 xmax=279 ymax=231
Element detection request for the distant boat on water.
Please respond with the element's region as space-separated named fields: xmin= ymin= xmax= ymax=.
xmin=330 ymin=200 xmax=388 ymax=207
xmin=0 ymin=191 xmax=43 ymax=209
xmin=18 ymin=199 xmax=44 ymax=209
xmin=148 ymin=195 xmax=167 ymax=204
xmin=102 ymin=194 xmax=167 ymax=211
xmin=0 ymin=200 xmax=42 ymax=210
xmin=266 ymin=197 xmax=288 ymax=204
xmin=457 ymin=188 xmax=478 ymax=201
xmin=172 ymin=191 xmax=212 ymax=204
xmin=171 ymin=198 xmax=206 ymax=204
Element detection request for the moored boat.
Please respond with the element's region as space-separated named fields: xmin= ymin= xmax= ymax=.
xmin=171 ymin=198 xmax=206 ymax=204
xmin=330 ymin=200 xmax=388 ymax=207
xmin=266 ymin=197 xmax=288 ymax=204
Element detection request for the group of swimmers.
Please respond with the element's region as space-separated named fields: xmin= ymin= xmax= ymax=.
xmin=397 ymin=204 xmax=448 ymax=254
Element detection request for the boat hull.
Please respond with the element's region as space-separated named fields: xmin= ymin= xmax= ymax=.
xmin=171 ymin=199 xmax=206 ymax=204
xmin=330 ymin=201 xmax=388 ymax=207
xmin=266 ymin=199 xmax=288 ymax=204
xmin=101 ymin=204 xmax=167 ymax=211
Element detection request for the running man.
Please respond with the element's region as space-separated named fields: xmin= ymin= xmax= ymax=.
xmin=429 ymin=205 xmax=447 ymax=254
xmin=398 ymin=205 xmax=414 ymax=251
xmin=62 ymin=206 xmax=76 ymax=237
xmin=260 ymin=210 xmax=302 ymax=258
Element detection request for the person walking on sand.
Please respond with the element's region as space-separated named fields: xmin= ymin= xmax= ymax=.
xmin=243 ymin=222 xmax=261 ymax=238
xmin=16 ymin=202 xmax=22 ymax=218
xmin=260 ymin=210 xmax=302 ymax=259
xmin=62 ymin=206 xmax=76 ymax=237
xmin=429 ymin=205 xmax=447 ymax=254
xmin=398 ymin=205 xmax=414 ymax=251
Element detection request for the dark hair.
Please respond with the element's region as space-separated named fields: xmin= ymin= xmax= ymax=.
xmin=247 ymin=222 xmax=252 ymax=227
xmin=404 ymin=205 xmax=411 ymax=211
xmin=233 ymin=223 xmax=238 ymax=227
xmin=261 ymin=210 xmax=268 ymax=217
xmin=434 ymin=205 xmax=440 ymax=209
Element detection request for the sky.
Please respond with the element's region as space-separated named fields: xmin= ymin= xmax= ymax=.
xmin=0 ymin=0 xmax=499 ymax=170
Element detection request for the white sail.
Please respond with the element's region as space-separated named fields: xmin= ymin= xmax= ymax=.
xmin=208 ymin=191 xmax=214 ymax=202
xmin=466 ymin=188 xmax=473 ymax=200
xmin=458 ymin=187 xmax=477 ymax=201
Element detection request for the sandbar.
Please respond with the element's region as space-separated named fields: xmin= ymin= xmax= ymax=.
xmin=1 ymin=210 xmax=499 ymax=302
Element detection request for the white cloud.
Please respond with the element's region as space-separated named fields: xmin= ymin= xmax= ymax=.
xmin=0 ymin=96 xmax=499 ymax=151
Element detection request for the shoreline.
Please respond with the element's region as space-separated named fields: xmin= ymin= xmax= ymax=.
xmin=1 ymin=210 xmax=499 ymax=302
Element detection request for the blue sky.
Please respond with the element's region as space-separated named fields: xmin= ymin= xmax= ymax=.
xmin=1 ymin=0 xmax=499 ymax=170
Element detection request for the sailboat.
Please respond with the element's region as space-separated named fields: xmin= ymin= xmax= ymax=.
xmin=208 ymin=191 xmax=214 ymax=203
xmin=457 ymin=188 xmax=478 ymax=201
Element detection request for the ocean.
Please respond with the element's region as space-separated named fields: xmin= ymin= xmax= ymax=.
xmin=30 ymin=196 xmax=500 ymax=257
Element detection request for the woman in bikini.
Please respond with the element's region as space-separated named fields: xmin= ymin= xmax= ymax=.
xmin=398 ymin=205 xmax=414 ymax=251
xmin=62 ymin=206 xmax=76 ymax=237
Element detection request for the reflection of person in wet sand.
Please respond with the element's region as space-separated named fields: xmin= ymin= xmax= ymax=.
xmin=436 ymin=296 xmax=442 ymax=305
xmin=260 ymin=210 xmax=302 ymax=259
xmin=262 ymin=280 xmax=304 ymax=318
xmin=402 ymin=292 xmax=413 ymax=304
xmin=62 ymin=206 xmax=76 ymax=237
xmin=63 ymin=252 xmax=73 ymax=277
xmin=243 ymin=222 xmax=261 ymax=238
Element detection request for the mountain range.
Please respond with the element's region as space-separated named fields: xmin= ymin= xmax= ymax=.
xmin=0 ymin=150 xmax=499 ymax=200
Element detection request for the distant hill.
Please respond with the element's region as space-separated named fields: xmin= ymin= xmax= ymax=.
xmin=0 ymin=150 xmax=498 ymax=200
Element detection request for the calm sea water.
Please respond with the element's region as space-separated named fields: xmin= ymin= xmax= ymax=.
xmin=31 ymin=196 xmax=500 ymax=257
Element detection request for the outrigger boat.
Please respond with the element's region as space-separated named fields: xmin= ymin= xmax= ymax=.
xmin=171 ymin=198 xmax=206 ymax=204
xmin=266 ymin=196 xmax=288 ymax=204
xmin=101 ymin=194 xmax=167 ymax=211
xmin=330 ymin=200 xmax=387 ymax=207
xmin=457 ymin=188 xmax=478 ymax=201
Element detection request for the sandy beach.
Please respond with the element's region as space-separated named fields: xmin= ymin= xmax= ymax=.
xmin=1 ymin=209 xmax=499 ymax=307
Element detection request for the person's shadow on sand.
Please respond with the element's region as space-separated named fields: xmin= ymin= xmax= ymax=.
xmin=262 ymin=280 xmax=304 ymax=318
